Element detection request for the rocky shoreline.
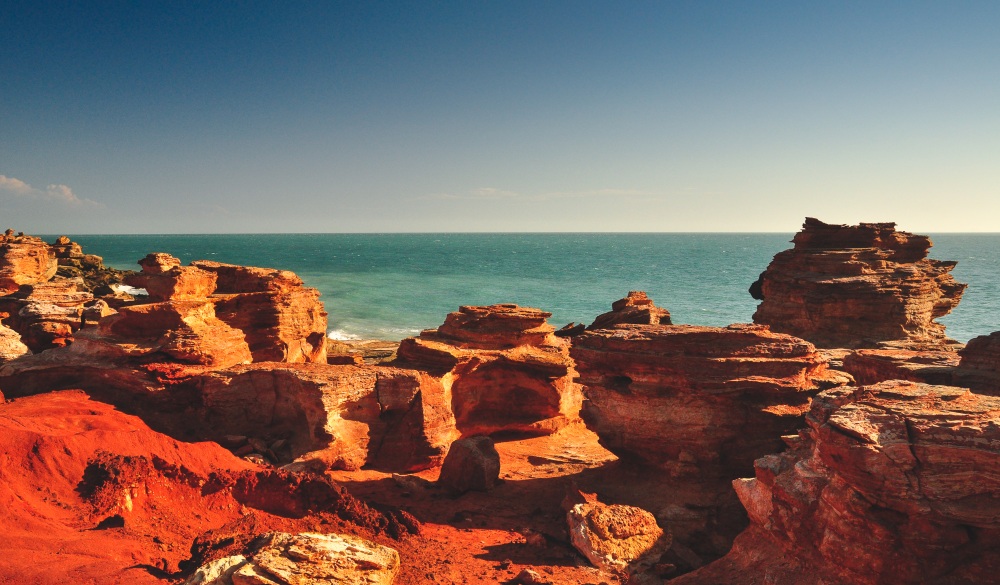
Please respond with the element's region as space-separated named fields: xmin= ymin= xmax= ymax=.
xmin=0 ymin=218 xmax=997 ymax=584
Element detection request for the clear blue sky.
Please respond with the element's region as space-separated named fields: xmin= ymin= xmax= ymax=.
xmin=2 ymin=1 xmax=998 ymax=233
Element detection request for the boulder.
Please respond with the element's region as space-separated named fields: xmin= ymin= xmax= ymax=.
xmin=395 ymin=304 xmax=582 ymax=437
xmin=751 ymin=218 xmax=966 ymax=348
xmin=126 ymin=253 xmax=218 ymax=301
xmin=437 ymin=435 xmax=501 ymax=494
xmin=565 ymin=490 xmax=671 ymax=573
xmin=187 ymin=532 xmax=400 ymax=585
xmin=675 ymin=381 xmax=1000 ymax=585
xmin=588 ymin=291 xmax=671 ymax=330
xmin=0 ymin=316 xmax=30 ymax=362
xmin=570 ymin=323 xmax=849 ymax=478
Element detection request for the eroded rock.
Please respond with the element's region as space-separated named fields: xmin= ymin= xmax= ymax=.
xmin=676 ymin=381 xmax=1000 ymax=585
xmin=751 ymin=218 xmax=966 ymax=348
xmin=588 ymin=291 xmax=671 ymax=330
xmin=570 ymin=323 xmax=849 ymax=478
xmin=395 ymin=304 xmax=582 ymax=437
xmin=566 ymin=490 xmax=671 ymax=573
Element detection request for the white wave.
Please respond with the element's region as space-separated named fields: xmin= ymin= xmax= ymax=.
xmin=327 ymin=329 xmax=362 ymax=341
xmin=112 ymin=284 xmax=148 ymax=296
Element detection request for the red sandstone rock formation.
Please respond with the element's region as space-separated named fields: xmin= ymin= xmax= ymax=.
xmin=0 ymin=279 xmax=100 ymax=350
xmin=189 ymin=362 xmax=457 ymax=472
xmin=842 ymin=347 xmax=960 ymax=386
xmin=395 ymin=304 xmax=582 ymax=437
xmin=49 ymin=235 xmax=134 ymax=293
xmin=954 ymin=331 xmax=1000 ymax=395
xmin=675 ymin=381 xmax=1000 ymax=585
xmin=570 ymin=323 xmax=849 ymax=478
xmin=0 ymin=231 xmax=57 ymax=294
xmin=192 ymin=260 xmax=327 ymax=363
xmin=751 ymin=218 xmax=966 ymax=348
xmin=0 ymin=315 xmax=29 ymax=362
xmin=588 ymin=290 xmax=671 ymax=330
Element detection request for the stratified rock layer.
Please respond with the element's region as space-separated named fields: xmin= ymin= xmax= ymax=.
xmin=0 ymin=231 xmax=57 ymax=294
xmin=192 ymin=261 xmax=327 ymax=363
xmin=395 ymin=304 xmax=582 ymax=437
xmin=190 ymin=363 xmax=458 ymax=472
xmin=588 ymin=290 xmax=671 ymax=330
xmin=570 ymin=323 xmax=849 ymax=478
xmin=751 ymin=218 xmax=966 ymax=348
xmin=675 ymin=381 xmax=1000 ymax=585
xmin=842 ymin=348 xmax=960 ymax=386
xmin=955 ymin=331 xmax=1000 ymax=395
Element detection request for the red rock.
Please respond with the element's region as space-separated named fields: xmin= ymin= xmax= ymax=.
xmin=191 ymin=362 xmax=458 ymax=472
xmin=396 ymin=304 xmax=582 ymax=437
xmin=842 ymin=348 xmax=960 ymax=386
xmin=0 ymin=390 xmax=415 ymax=584
xmin=435 ymin=303 xmax=557 ymax=349
xmin=570 ymin=323 xmax=849 ymax=478
xmin=955 ymin=331 xmax=1000 ymax=395
xmin=192 ymin=260 xmax=328 ymax=363
xmin=588 ymin=291 xmax=671 ymax=329
xmin=0 ymin=279 xmax=96 ymax=351
xmin=0 ymin=232 xmax=57 ymax=294
xmin=751 ymin=218 xmax=966 ymax=348
xmin=126 ymin=253 xmax=218 ymax=301
xmin=675 ymin=381 xmax=1000 ymax=585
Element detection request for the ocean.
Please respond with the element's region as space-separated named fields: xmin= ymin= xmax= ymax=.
xmin=59 ymin=233 xmax=1000 ymax=344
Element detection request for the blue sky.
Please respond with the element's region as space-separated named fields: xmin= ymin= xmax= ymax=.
xmin=2 ymin=1 xmax=998 ymax=233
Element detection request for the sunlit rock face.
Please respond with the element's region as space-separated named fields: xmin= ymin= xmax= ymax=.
xmin=570 ymin=323 xmax=849 ymax=479
xmin=674 ymin=380 xmax=1000 ymax=585
xmin=751 ymin=217 xmax=966 ymax=349
xmin=395 ymin=303 xmax=582 ymax=437
xmin=192 ymin=260 xmax=328 ymax=364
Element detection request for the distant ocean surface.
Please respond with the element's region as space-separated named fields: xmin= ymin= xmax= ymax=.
xmin=58 ymin=233 xmax=1000 ymax=344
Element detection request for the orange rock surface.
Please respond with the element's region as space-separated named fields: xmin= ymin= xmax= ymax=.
xmin=751 ymin=218 xmax=966 ymax=348
xmin=676 ymin=381 xmax=1000 ymax=585
xmin=0 ymin=231 xmax=57 ymax=293
xmin=396 ymin=303 xmax=582 ymax=437
xmin=588 ymin=290 xmax=671 ymax=330
xmin=192 ymin=260 xmax=328 ymax=363
xmin=570 ymin=323 xmax=849 ymax=478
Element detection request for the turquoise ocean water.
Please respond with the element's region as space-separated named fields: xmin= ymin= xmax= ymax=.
xmin=59 ymin=233 xmax=1000 ymax=343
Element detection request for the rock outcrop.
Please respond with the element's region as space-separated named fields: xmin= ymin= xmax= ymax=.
xmin=842 ymin=347 xmax=960 ymax=386
xmin=395 ymin=304 xmax=582 ymax=437
xmin=0 ymin=316 xmax=29 ymax=362
xmin=0 ymin=231 xmax=57 ymax=294
xmin=49 ymin=235 xmax=134 ymax=294
xmin=189 ymin=363 xmax=458 ymax=472
xmin=192 ymin=261 xmax=327 ymax=363
xmin=676 ymin=381 xmax=1000 ymax=585
xmin=588 ymin=290 xmax=671 ymax=330
xmin=954 ymin=331 xmax=1000 ymax=395
xmin=570 ymin=323 xmax=849 ymax=478
xmin=751 ymin=218 xmax=966 ymax=348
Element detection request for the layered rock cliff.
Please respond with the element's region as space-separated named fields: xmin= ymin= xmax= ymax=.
xmin=570 ymin=323 xmax=849 ymax=479
xmin=395 ymin=304 xmax=582 ymax=437
xmin=675 ymin=380 xmax=1000 ymax=585
xmin=954 ymin=330 xmax=1000 ymax=395
xmin=751 ymin=218 xmax=966 ymax=348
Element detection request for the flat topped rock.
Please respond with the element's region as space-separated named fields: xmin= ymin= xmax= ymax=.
xmin=429 ymin=303 xmax=556 ymax=349
xmin=589 ymin=291 xmax=671 ymax=330
xmin=137 ymin=252 xmax=182 ymax=274
xmin=229 ymin=532 xmax=400 ymax=585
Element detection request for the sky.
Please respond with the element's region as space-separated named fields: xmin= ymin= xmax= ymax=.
xmin=1 ymin=1 xmax=998 ymax=233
